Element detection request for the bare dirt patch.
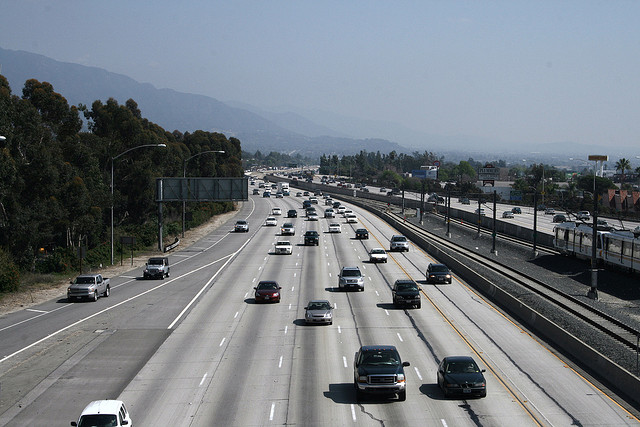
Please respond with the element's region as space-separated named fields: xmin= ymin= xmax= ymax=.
xmin=0 ymin=207 xmax=240 ymax=316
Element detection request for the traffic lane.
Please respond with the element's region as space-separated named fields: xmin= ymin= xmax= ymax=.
xmin=122 ymin=222 xmax=303 ymax=425
xmin=332 ymin=202 xmax=627 ymax=422
xmin=0 ymin=202 xmax=261 ymax=421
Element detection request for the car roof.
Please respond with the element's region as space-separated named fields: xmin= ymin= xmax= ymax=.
xmin=80 ymin=400 xmax=124 ymax=416
xmin=307 ymin=299 xmax=330 ymax=304
xmin=443 ymin=355 xmax=477 ymax=364
xmin=394 ymin=279 xmax=416 ymax=285
xmin=342 ymin=266 xmax=360 ymax=271
xmin=360 ymin=345 xmax=397 ymax=352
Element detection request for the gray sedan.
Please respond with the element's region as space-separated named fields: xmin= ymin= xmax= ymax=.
xmin=304 ymin=300 xmax=333 ymax=325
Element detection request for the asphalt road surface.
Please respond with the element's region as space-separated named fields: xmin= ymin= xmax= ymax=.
xmin=0 ymin=192 xmax=637 ymax=426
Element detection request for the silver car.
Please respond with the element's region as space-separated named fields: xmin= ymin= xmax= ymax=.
xmin=389 ymin=235 xmax=409 ymax=252
xmin=338 ymin=266 xmax=364 ymax=291
xmin=304 ymin=300 xmax=333 ymax=325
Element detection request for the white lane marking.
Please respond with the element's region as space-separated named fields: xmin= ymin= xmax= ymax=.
xmin=397 ymin=333 xmax=403 ymax=342
xmin=334 ymin=302 xmax=337 ymax=309
xmin=385 ymin=309 xmax=389 ymax=316
xmin=293 ymin=272 xmax=297 ymax=277
xmin=279 ymin=355 xmax=283 ymax=368
xmin=338 ymin=326 xmax=342 ymax=334
xmin=199 ymin=373 xmax=208 ymax=386
xmin=351 ymin=404 xmax=357 ymax=421
xmin=234 ymin=312 xmax=239 ymax=319
xmin=288 ymin=303 xmax=292 ymax=310
xmin=244 ymin=292 xmax=249 ymax=299
xmin=219 ymin=337 xmax=226 ymax=347
xmin=252 ymin=277 xmax=256 ymax=282
xmin=375 ymin=290 xmax=379 ymax=296
xmin=329 ymin=273 xmax=332 ymax=278
xmin=291 ymin=286 xmax=295 ymax=292
xmin=1 ymin=249 xmax=240 ymax=365
xmin=25 ymin=309 xmax=48 ymax=314
xmin=121 ymin=275 xmax=137 ymax=279
xmin=343 ymin=356 xmax=348 ymax=368
xmin=441 ymin=420 xmax=448 ymax=427
xmin=284 ymin=326 xmax=288 ymax=334
xmin=414 ymin=367 xmax=423 ymax=381
xmin=269 ymin=403 xmax=275 ymax=421
xmin=168 ymin=239 xmax=252 ymax=329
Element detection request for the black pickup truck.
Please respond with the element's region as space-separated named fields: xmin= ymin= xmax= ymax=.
xmin=354 ymin=345 xmax=409 ymax=401
xmin=304 ymin=230 xmax=319 ymax=246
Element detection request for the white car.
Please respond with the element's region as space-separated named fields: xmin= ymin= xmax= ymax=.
xmin=502 ymin=211 xmax=514 ymax=218
xmin=346 ymin=213 xmax=358 ymax=223
xmin=307 ymin=213 xmax=319 ymax=221
xmin=72 ymin=400 xmax=132 ymax=427
xmin=337 ymin=206 xmax=346 ymax=214
xmin=342 ymin=209 xmax=353 ymax=217
xmin=274 ymin=240 xmax=293 ymax=255
xmin=324 ymin=208 xmax=335 ymax=218
xmin=369 ymin=248 xmax=388 ymax=263
xmin=328 ymin=223 xmax=341 ymax=233
xmin=576 ymin=211 xmax=591 ymax=220
xmin=272 ymin=207 xmax=282 ymax=215
xmin=281 ymin=223 xmax=295 ymax=235
xmin=265 ymin=217 xmax=278 ymax=226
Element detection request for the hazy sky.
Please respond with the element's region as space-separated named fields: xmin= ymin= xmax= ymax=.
xmin=2 ymin=1 xmax=639 ymax=149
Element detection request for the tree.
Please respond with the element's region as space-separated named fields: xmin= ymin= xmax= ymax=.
xmin=615 ymin=158 xmax=631 ymax=183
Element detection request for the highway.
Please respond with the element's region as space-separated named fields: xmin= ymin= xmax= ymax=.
xmin=0 ymin=190 xmax=638 ymax=426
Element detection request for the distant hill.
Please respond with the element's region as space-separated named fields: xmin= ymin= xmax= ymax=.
xmin=0 ymin=47 xmax=406 ymax=157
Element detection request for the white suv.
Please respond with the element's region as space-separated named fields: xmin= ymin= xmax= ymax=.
xmin=72 ymin=400 xmax=132 ymax=426
xmin=390 ymin=235 xmax=409 ymax=252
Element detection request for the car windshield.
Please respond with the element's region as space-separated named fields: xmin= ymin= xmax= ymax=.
xmin=361 ymin=350 xmax=399 ymax=366
xmin=77 ymin=414 xmax=118 ymax=427
xmin=396 ymin=282 xmax=418 ymax=291
xmin=392 ymin=236 xmax=406 ymax=242
xmin=342 ymin=269 xmax=361 ymax=277
xmin=258 ymin=282 xmax=278 ymax=290
xmin=371 ymin=249 xmax=385 ymax=254
xmin=74 ymin=277 xmax=95 ymax=284
xmin=236 ymin=221 xmax=246 ymax=225
xmin=276 ymin=241 xmax=290 ymax=245
xmin=148 ymin=259 xmax=164 ymax=265
xmin=431 ymin=265 xmax=449 ymax=273
xmin=446 ymin=360 xmax=480 ymax=374
xmin=308 ymin=302 xmax=331 ymax=310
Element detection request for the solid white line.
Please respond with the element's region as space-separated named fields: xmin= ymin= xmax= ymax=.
xmin=167 ymin=238 xmax=252 ymax=330
xmin=25 ymin=309 xmax=47 ymax=314
xmin=1 ymin=250 xmax=237 ymax=365
xmin=199 ymin=373 xmax=208 ymax=386
xmin=414 ymin=367 xmax=423 ymax=381
xmin=269 ymin=403 xmax=275 ymax=421
xmin=350 ymin=404 xmax=357 ymax=421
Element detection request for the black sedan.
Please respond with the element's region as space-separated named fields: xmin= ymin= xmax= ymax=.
xmin=426 ymin=263 xmax=452 ymax=284
xmin=355 ymin=228 xmax=369 ymax=239
xmin=287 ymin=209 xmax=297 ymax=218
xmin=437 ymin=356 xmax=486 ymax=398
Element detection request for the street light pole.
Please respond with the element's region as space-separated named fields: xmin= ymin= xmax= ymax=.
xmin=587 ymin=154 xmax=608 ymax=300
xmin=182 ymin=150 xmax=225 ymax=237
xmin=111 ymin=143 xmax=166 ymax=265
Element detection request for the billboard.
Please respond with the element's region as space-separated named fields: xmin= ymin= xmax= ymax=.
xmin=157 ymin=177 xmax=248 ymax=202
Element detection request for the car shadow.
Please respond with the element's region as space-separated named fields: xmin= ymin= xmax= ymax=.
xmin=323 ymin=383 xmax=356 ymax=404
xmin=324 ymin=287 xmax=342 ymax=292
xmin=419 ymin=383 xmax=444 ymax=400
xmin=376 ymin=302 xmax=399 ymax=310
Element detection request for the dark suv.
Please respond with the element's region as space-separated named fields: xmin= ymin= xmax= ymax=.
xmin=304 ymin=230 xmax=319 ymax=246
xmin=426 ymin=263 xmax=452 ymax=284
xmin=353 ymin=345 xmax=409 ymax=401
xmin=392 ymin=279 xmax=421 ymax=308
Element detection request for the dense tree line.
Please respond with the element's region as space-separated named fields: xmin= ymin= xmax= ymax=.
xmin=0 ymin=76 xmax=243 ymax=291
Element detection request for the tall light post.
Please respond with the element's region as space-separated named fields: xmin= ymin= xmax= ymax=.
xmin=587 ymin=154 xmax=608 ymax=300
xmin=111 ymin=143 xmax=167 ymax=265
xmin=182 ymin=150 xmax=225 ymax=237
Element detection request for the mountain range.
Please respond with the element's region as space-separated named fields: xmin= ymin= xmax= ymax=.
xmin=0 ymin=47 xmax=626 ymax=162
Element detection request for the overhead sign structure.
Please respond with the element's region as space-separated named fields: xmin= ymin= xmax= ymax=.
xmin=588 ymin=155 xmax=608 ymax=162
xmin=155 ymin=177 xmax=248 ymax=252
xmin=157 ymin=177 xmax=249 ymax=202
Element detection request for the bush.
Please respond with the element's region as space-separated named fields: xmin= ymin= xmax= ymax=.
xmin=0 ymin=248 xmax=20 ymax=293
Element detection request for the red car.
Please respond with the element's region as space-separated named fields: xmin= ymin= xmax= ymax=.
xmin=254 ymin=281 xmax=282 ymax=303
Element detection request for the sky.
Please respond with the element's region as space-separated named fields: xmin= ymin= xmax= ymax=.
xmin=1 ymin=0 xmax=640 ymax=151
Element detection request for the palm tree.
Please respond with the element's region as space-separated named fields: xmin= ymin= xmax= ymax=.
xmin=615 ymin=158 xmax=631 ymax=183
